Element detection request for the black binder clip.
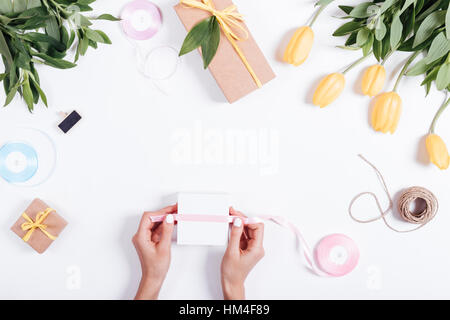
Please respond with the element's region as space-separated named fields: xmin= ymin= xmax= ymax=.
xmin=58 ymin=111 xmax=82 ymax=133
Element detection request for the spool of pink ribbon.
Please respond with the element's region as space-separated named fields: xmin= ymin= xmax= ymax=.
xmin=315 ymin=234 xmax=360 ymax=277
xmin=121 ymin=0 xmax=162 ymax=40
xmin=150 ymin=214 xmax=359 ymax=277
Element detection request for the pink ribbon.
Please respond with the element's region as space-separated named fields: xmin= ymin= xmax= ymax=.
xmin=121 ymin=0 xmax=162 ymax=40
xmin=150 ymin=214 xmax=359 ymax=277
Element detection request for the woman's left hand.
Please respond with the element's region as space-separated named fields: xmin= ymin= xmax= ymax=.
xmin=133 ymin=205 xmax=176 ymax=300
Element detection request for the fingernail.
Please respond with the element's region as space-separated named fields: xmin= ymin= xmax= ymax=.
xmin=233 ymin=218 xmax=242 ymax=227
xmin=248 ymin=217 xmax=263 ymax=224
xmin=166 ymin=214 xmax=174 ymax=224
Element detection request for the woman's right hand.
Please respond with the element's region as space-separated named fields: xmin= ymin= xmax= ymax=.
xmin=221 ymin=207 xmax=265 ymax=300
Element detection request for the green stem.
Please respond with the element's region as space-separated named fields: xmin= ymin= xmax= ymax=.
xmin=430 ymin=96 xmax=450 ymax=134
xmin=393 ymin=51 xmax=420 ymax=92
xmin=342 ymin=53 xmax=371 ymax=74
xmin=381 ymin=51 xmax=393 ymax=66
xmin=309 ymin=5 xmax=327 ymax=28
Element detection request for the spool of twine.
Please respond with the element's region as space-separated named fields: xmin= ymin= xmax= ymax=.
xmin=349 ymin=155 xmax=438 ymax=233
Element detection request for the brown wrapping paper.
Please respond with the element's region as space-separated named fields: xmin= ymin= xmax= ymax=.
xmin=174 ymin=0 xmax=276 ymax=103
xmin=11 ymin=199 xmax=68 ymax=254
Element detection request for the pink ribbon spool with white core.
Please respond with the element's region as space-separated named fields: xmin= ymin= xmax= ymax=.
xmin=121 ymin=0 xmax=162 ymax=40
xmin=315 ymin=234 xmax=359 ymax=277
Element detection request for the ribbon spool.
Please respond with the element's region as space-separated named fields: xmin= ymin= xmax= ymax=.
xmin=121 ymin=0 xmax=162 ymax=40
xmin=0 ymin=142 xmax=38 ymax=183
xmin=121 ymin=1 xmax=180 ymax=94
xmin=315 ymin=234 xmax=360 ymax=277
xmin=0 ymin=127 xmax=57 ymax=187
xmin=349 ymin=155 xmax=438 ymax=232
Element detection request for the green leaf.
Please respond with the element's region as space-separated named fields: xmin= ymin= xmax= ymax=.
xmin=79 ymin=35 xmax=89 ymax=56
xmin=380 ymin=0 xmax=400 ymax=14
xmin=0 ymin=14 xmax=11 ymax=24
xmin=357 ymin=28 xmax=370 ymax=47
xmin=93 ymin=30 xmax=112 ymax=44
xmin=201 ymin=16 xmax=220 ymax=69
xmin=436 ymin=63 xmax=450 ymax=90
xmin=381 ymin=32 xmax=390 ymax=59
xmin=373 ymin=39 xmax=382 ymax=61
xmin=4 ymin=82 xmax=20 ymax=107
xmin=76 ymin=14 xmax=93 ymax=27
xmin=417 ymin=0 xmax=442 ymax=21
xmin=32 ymin=52 xmax=77 ymax=69
xmin=401 ymin=0 xmax=416 ymax=13
xmin=350 ymin=2 xmax=373 ymax=18
xmin=94 ymin=14 xmax=120 ymax=21
xmin=375 ymin=19 xmax=387 ymax=41
xmin=446 ymin=3 xmax=450 ymax=39
xmin=46 ymin=16 xmax=60 ymax=41
xmin=414 ymin=10 xmax=446 ymax=48
xmin=338 ymin=5 xmax=353 ymax=15
xmin=85 ymin=28 xmax=104 ymax=43
xmin=315 ymin=0 xmax=334 ymax=6
xmin=390 ymin=12 xmax=403 ymax=49
xmin=363 ymin=33 xmax=374 ymax=56
xmin=333 ymin=21 xmax=362 ymax=37
xmin=425 ymin=32 xmax=450 ymax=65
xmin=30 ymin=75 xmax=47 ymax=107
xmin=179 ymin=17 xmax=212 ymax=56
xmin=0 ymin=1 xmax=12 ymax=14
xmin=21 ymin=32 xmax=65 ymax=51
xmin=22 ymin=75 xmax=34 ymax=112
xmin=407 ymin=58 xmax=429 ymax=76
xmin=0 ymin=30 xmax=13 ymax=72
xmin=421 ymin=66 xmax=439 ymax=86
xmin=13 ymin=0 xmax=28 ymax=13
xmin=345 ymin=32 xmax=357 ymax=46
xmin=27 ymin=0 xmax=41 ymax=10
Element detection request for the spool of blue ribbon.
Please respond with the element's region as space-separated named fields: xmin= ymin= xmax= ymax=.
xmin=0 ymin=142 xmax=39 ymax=183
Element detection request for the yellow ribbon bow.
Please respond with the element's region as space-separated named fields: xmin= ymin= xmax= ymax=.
xmin=21 ymin=208 xmax=57 ymax=242
xmin=180 ymin=0 xmax=262 ymax=88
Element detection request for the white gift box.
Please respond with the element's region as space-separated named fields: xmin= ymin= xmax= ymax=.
xmin=177 ymin=193 xmax=230 ymax=246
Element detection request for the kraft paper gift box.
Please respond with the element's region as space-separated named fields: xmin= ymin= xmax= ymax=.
xmin=174 ymin=0 xmax=276 ymax=103
xmin=11 ymin=199 xmax=68 ymax=254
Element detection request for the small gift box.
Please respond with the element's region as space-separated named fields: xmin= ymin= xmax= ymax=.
xmin=10 ymin=199 xmax=68 ymax=254
xmin=174 ymin=0 xmax=276 ymax=103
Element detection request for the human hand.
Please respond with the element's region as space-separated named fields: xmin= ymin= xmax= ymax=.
xmin=221 ymin=207 xmax=265 ymax=300
xmin=133 ymin=204 xmax=176 ymax=300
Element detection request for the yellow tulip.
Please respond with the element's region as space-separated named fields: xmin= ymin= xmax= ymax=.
xmin=362 ymin=64 xmax=386 ymax=97
xmin=371 ymin=92 xmax=402 ymax=134
xmin=313 ymin=73 xmax=345 ymax=108
xmin=426 ymin=134 xmax=450 ymax=170
xmin=283 ymin=26 xmax=314 ymax=66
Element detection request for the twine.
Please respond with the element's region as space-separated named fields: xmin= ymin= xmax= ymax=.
xmin=349 ymin=155 xmax=438 ymax=233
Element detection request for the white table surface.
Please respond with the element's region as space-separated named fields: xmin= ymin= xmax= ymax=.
xmin=1 ymin=0 xmax=450 ymax=300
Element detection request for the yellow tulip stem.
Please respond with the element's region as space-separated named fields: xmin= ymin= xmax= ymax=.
xmin=309 ymin=4 xmax=328 ymax=28
xmin=342 ymin=54 xmax=371 ymax=75
xmin=381 ymin=52 xmax=392 ymax=66
xmin=393 ymin=51 xmax=420 ymax=92
xmin=430 ymin=97 xmax=450 ymax=134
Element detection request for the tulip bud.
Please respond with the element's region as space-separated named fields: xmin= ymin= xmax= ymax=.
xmin=371 ymin=92 xmax=402 ymax=134
xmin=426 ymin=134 xmax=450 ymax=170
xmin=313 ymin=73 xmax=345 ymax=108
xmin=283 ymin=26 xmax=314 ymax=66
xmin=362 ymin=64 xmax=386 ymax=97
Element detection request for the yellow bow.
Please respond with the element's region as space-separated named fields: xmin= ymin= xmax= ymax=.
xmin=180 ymin=0 xmax=262 ymax=88
xmin=21 ymin=208 xmax=57 ymax=242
